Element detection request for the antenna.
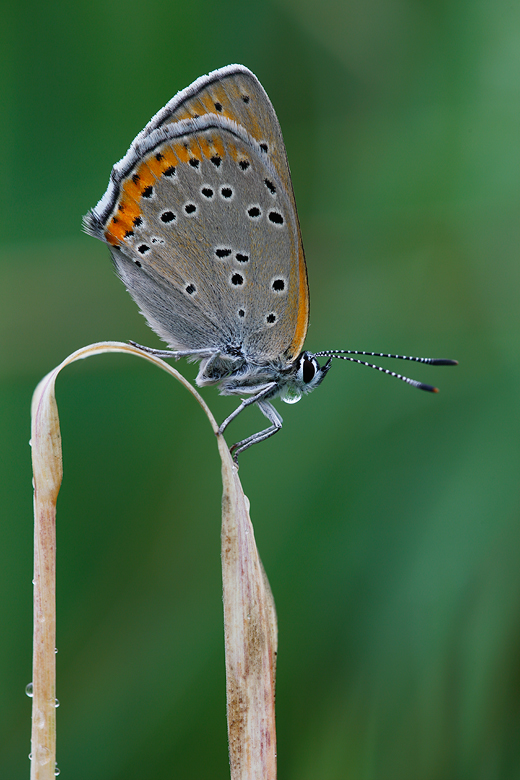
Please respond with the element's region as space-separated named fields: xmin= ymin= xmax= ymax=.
xmin=314 ymin=350 xmax=458 ymax=393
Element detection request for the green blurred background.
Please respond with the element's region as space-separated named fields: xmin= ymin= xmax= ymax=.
xmin=2 ymin=0 xmax=519 ymax=777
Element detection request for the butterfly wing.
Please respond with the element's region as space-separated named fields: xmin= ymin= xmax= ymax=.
xmin=142 ymin=66 xmax=298 ymax=206
xmin=84 ymin=67 xmax=309 ymax=364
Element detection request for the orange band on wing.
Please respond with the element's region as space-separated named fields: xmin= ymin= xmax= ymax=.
xmin=287 ymin=242 xmax=309 ymax=358
xmin=104 ymin=144 xmax=182 ymax=245
xmin=105 ymin=192 xmax=143 ymax=245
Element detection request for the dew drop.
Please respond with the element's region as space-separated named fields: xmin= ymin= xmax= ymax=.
xmin=55 ymin=763 xmax=61 ymax=776
xmin=25 ymin=682 xmax=33 ymax=697
xmin=54 ymin=698 xmax=60 ymax=708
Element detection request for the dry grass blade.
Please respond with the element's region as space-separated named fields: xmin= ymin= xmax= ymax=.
xmin=30 ymin=341 xmax=277 ymax=779
xmin=219 ymin=435 xmax=278 ymax=780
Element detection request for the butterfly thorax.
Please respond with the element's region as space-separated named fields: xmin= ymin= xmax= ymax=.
xmin=209 ymin=350 xmax=331 ymax=404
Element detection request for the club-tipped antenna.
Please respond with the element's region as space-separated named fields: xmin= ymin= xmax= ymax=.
xmin=314 ymin=350 xmax=458 ymax=393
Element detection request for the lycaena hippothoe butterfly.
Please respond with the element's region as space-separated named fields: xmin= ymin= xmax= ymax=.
xmin=84 ymin=65 xmax=457 ymax=460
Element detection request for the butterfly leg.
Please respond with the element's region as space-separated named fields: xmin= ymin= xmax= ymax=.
xmin=218 ymin=383 xmax=277 ymax=435
xmin=228 ymin=400 xmax=283 ymax=463
xmin=128 ymin=341 xmax=217 ymax=360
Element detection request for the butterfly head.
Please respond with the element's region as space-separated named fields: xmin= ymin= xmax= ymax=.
xmin=279 ymin=351 xmax=332 ymax=405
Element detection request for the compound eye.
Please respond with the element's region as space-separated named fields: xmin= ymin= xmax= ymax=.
xmin=303 ymin=358 xmax=316 ymax=384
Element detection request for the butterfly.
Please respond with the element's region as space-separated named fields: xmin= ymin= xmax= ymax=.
xmin=84 ymin=65 xmax=456 ymax=461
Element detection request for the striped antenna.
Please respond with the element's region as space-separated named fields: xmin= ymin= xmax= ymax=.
xmin=313 ymin=350 xmax=458 ymax=393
